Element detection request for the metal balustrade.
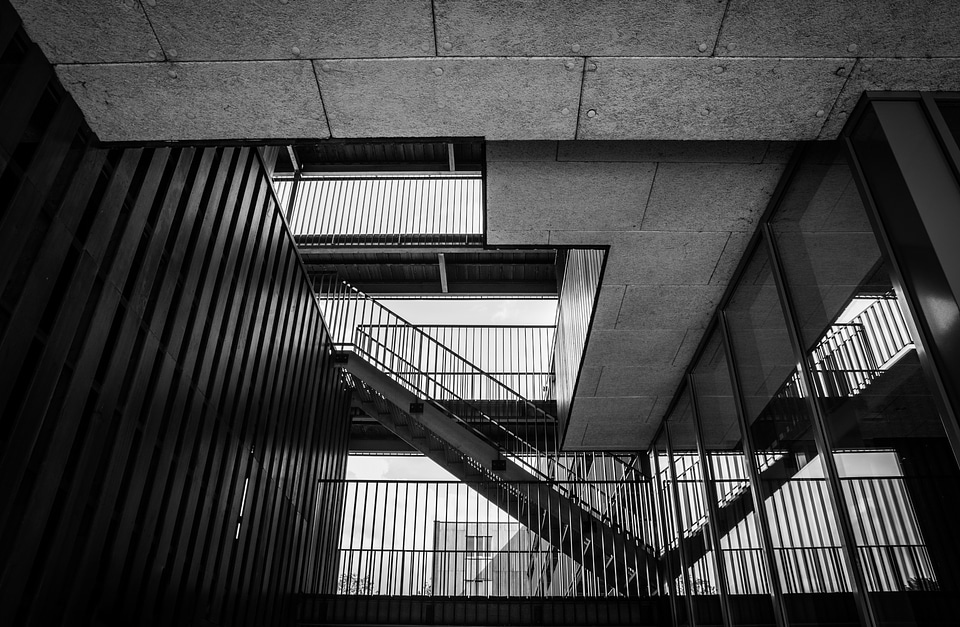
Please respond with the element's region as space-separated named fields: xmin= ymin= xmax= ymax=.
xmin=317 ymin=275 xmax=659 ymax=592
xmin=653 ymin=447 xmax=935 ymax=597
xmin=333 ymin=480 xmax=651 ymax=597
xmin=276 ymin=174 xmax=483 ymax=246
xmin=809 ymin=294 xmax=912 ymax=397
xmin=317 ymin=275 xmax=570 ymax=481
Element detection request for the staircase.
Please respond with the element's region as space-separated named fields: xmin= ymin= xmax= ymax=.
xmin=661 ymin=294 xmax=915 ymax=577
xmin=316 ymin=275 xmax=656 ymax=595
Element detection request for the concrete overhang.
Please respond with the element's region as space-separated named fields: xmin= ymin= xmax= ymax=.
xmin=9 ymin=0 xmax=960 ymax=143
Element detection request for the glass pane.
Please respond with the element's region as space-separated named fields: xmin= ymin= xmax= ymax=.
xmin=692 ymin=331 xmax=775 ymax=626
xmin=653 ymin=430 xmax=689 ymax=625
xmin=935 ymin=99 xmax=960 ymax=151
xmin=725 ymin=245 xmax=859 ymax=626
xmin=773 ymin=140 xmax=960 ymax=625
xmin=669 ymin=391 xmax=723 ymax=626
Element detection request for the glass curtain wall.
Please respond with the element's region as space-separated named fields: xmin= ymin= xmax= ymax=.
xmin=692 ymin=333 xmax=777 ymax=626
xmin=649 ymin=100 xmax=960 ymax=627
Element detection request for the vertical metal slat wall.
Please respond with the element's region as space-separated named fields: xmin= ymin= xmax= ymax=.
xmin=0 ymin=9 xmax=352 ymax=626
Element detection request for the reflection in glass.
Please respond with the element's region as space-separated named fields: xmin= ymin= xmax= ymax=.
xmin=772 ymin=141 xmax=960 ymax=624
xmin=668 ymin=391 xmax=722 ymax=626
xmin=725 ymin=245 xmax=859 ymax=626
xmin=692 ymin=332 xmax=775 ymax=626
xmin=653 ymin=430 xmax=688 ymax=625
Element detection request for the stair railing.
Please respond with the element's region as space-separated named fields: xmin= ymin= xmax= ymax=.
xmin=317 ymin=275 xmax=649 ymax=542
xmin=317 ymin=275 xmax=577 ymax=477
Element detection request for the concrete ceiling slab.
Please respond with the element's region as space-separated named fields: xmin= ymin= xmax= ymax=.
xmin=616 ymin=285 xmax=725 ymax=330
xmin=641 ymin=163 xmax=783 ymax=231
xmin=601 ymin=231 xmax=732 ymax=285
xmin=582 ymin=329 xmax=690 ymax=369
xmin=486 ymin=161 xmax=655 ymax=231
xmin=578 ymin=57 xmax=850 ymax=140
xmin=433 ymin=0 xmax=725 ymax=57
xmin=56 ymin=61 xmax=329 ymax=142
xmin=486 ymin=230 xmax=550 ymax=246
xmin=820 ymin=58 xmax=960 ymax=138
xmin=573 ymin=396 xmax=657 ymax=449
xmin=487 ymin=141 xmax=558 ymax=161
xmin=557 ymin=140 xmax=772 ymax=163
xmin=710 ymin=231 xmax=753 ymax=285
xmin=595 ymin=366 xmax=685 ymax=398
xmin=575 ymin=366 xmax=602 ymax=398
xmin=717 ymin=0 xmax=960 ymax=58
xmin=142 ymin=0 xmax=434 ymax=61
xmin=12 ymin=0 xmax=159 ymax=63
xmin=315 ymin=57 xmax=582 ymax=140
xmin=592 ymin=285 xmax=625 ymax=330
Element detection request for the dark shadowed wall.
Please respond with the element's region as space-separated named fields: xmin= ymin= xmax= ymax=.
xmin=0 ymin=7 xmax=351 ymax=625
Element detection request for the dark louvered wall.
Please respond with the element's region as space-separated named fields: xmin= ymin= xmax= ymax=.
xmin=0 ymin=8 xmax=351 ymax=626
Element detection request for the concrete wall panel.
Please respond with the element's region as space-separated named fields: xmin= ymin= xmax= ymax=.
xmin=11 ymin=0 xmax=160 ymax=63
xmin=486 ymin=161 xmax=655 ymax=232
xmin=57 ymin=61 xmax=329 ymax=142
xmin=616 ymin=285 xmax=725 ymax=329
xmin=582 ymin=329 xmax=690 ymax=368
xmin=434 ymin=0 xmax=725 ymax=57
xmin=595 ymin=366 xmax=685 ymax=398
xmin=592 ymin=284 xmax=626 ymax=330
xmin=578 ymin=57 xmax=850 ymax=140
xmin=718 ymin=0 xmax=960 ymax=58
xmin=820 ymin=58 xmax=960 ymax=138
xmin=642 ymin=163 xmax=783 ymax=231
xmin=316 ymin=57 xmax=582 ymax=139
xmin=575 ymin=397 xmax=658 ymax=449
xmin=601 ymin=232 xmax=731 ymax=284
xmin=143 ymin=0 xmax=434 ymax=61
xmin=557 ymin=140 xmax=771 ymax=163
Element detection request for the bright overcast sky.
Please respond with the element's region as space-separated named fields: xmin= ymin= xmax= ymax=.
xmin=380 ymin=298 xmax=557 ymax=326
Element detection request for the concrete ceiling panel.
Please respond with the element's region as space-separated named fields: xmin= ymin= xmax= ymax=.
xmin=486 ymin=161 xmax=655 ymax=232
xmin=578 ymin=57 xmax=850 ymax=140
xmin=143 ymin=0 xmax=434 ymax=61
xmin=557 ymin=140 xmax=771 ymax=163
xmin=56 ymin=61 xmax=329 ymax=142
xmin=433 ymin=0 xmax=725 ymax=57
xmin=315 ymin=58 xmax=582 ymax=140
xmin=672 ymin=328 xmax=703 ymax=369
xmin=592 ymin=284 xmax=625 ymax=330
xmin=642 ymin=163 xmax=783 ymax=231
xmin=820 ymin=58 xmax=960 ymax=138
xmin=709 ymin=231 xmax=753 ymax=285
xmin=616 ymin=285 xmax=725 ymax=330
xmin=12 ymin=0 xmax=160 ymax=63
xmin=487 ymin=141 xmax=559 ymax=162
xmin=718 ymin=0 xmax=960 ymax=58
xmin=486 ymin=230 xmax=550 ymax=246
xmin=582 ymin=329 xmax=690 ymax=369
xmin=574 ymin=366 xmax=602 ymax=398
xmin=572 ymin=396 xmax=658 ymax=447
xmin=595 ymin=366 xmax=684 ymax=398
xmin=603 ymin=232 xmax=732 ymax=285
xmin=579 ymin=417 xmax=655 ymax=450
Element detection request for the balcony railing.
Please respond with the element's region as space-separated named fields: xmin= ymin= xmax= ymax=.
xmin=333 ymin=479 xmax=651 ymax=598
xmin=359 ymin=324 xmax=555 ymax=402
xmin=276 ymin=174 xmax=483 ymax=247
xmin=809 ymin=294 xmax=912 ymax=398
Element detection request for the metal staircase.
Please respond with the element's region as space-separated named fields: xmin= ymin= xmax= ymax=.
xmin=661 ymin=294 xmax=916 ymax=579
xmin=316 ymin=275 xmax=656 ymax=595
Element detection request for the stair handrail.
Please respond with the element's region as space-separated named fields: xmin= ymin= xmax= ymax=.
xmin=316 ymin=274 xmax=660 ymax=538
xmin=317 ymin=275 xmax=583 ymax=479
